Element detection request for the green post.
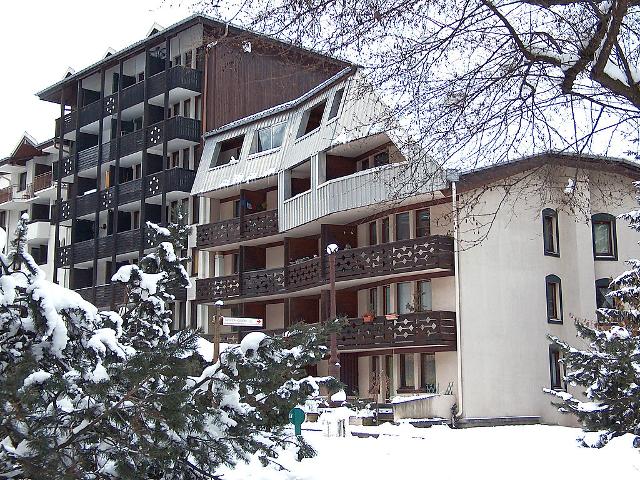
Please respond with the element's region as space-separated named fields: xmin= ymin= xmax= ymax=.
xmin=289 ymin=407 xmax=305 ymax=436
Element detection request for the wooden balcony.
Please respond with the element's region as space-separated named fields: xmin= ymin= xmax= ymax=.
xmin=56 ymin=167 xmax=196 ymax=221
xmin=57 ymin=228 xmax=149 ymax=267
xmin=76 ymin=281 xmax=186 ymax=309
xmin=195 ymin=235 xmax=454 ymax=301
xmin=0 ymin=186 xmax=12 ymax=204
xmin=196 ymin=209 xmax=279 ymax=249
xmin=337 ymin=311 xmax=456 ymax=350
xmin=54 ymin=116 xmax=201 ymax=179
xmin=55 ymin=67 xmax=203 ymax=137
xmin=202 ymin=312 xmax=456 ymax=351
xmin=31 ymin=171 xmax=53 ymax=194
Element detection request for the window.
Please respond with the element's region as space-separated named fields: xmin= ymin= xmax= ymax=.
xmin=328 ymin=88 xmax=345 ymax=119
xmin=382 ymin=217 xmax=390 ymax=243
xmin=371 ymin=355 xmax=379 ymax=374
xmin=400 ymin=354 xmax=415 ymax=389
xmin=183 ymin=148 xmax=190 ymax=168
xmin=172 ymin=102 xmax=180 ymax=117
xmin=233 ymin=199 xmax=241 ymax=218
xmin=545 ymin=274 xmax=563 ymax=324
xmin=373 ymin=151 xmax=389 ymax=167
xmin=415 ymin=209 xmax=430 ymax=238
xmin=170 ymin=151 xmax=179 ymax=169
xmin=542 ymin=208 xmax=559 ymax=256
xmin=137 ymin=72 xmax=145 ymax=82
xmin=368 ymin=288 xmax=378 ymax=315
xmin=191 ymin=247 xmax=199 ymax=276
xmin=251 ymin=123 xmax=286 ymax=154
xmin=195 ymin=96 xmax=202 ymax=121
xmin=368 ymin=221 xmax=377 ymax=246
xmin=18 ymin=172 xmax=27 ymax=192
xmin=133 ymin=211 xmax=140 ymax=229
xmin=173 ymin=55 xmax=182 ymax=66
xmin=232 ymin=253 xmax=240 ymax=274
xmin=549 ymin=346 xmax=564 ymax=390
xmin=134 ymin=163 xmax=142 ymax=179
xmin=185 ymin=50 xmax=193 ymax=68
xmin=595 ymin=278 xmax=613 ymax=309
xmin=0 ymin=211 xmax=6 ymax=230
xmin=190 ymin=301 xmax=198 ymax=329
xmin=396 ymin=212 xmax=410 ymax=241
xmin=297 ymin=101 xmax=326 ymax=138
xmin=397 ymin=282 xmax=412 ymax=314
xmin=421 ymin=353 xmax=436 ymax=391
xmin=383 ymin=285 xmax=392 ymax=315
xmin=418 ymin=280 xmax=432 ymax=311
xmin=592 ymin=213 xmax=617 ymax=260
xmin=183 ymin=99 xmax=191 ymax=118
xmin=192 ymin=196 xmax=200 ymax=224
xmin=211 ymin=135 xmax=244 ymax=168
xmin=178 ymin=301 xmax=186 ymax=329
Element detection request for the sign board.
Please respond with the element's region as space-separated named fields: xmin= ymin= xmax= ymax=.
xmin=385 ymin=313 xmax=398 ymax=320
xmin=221 ymin=316 xmax=263 ymax=327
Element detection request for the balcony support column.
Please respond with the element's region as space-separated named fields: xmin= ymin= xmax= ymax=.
xmin=69 ymin=79 xmax=83 ymax=290
xmin=92 ymin=67 xmax=106 ymax=303
xmin=110 ymin=58 xmax=124 ymax=309
xmin=161 ymin=36 xmax=171 ymax=226
xmin=138 ymin=46 xmax=151 ymax=258
xmin=327 ymin=249 xmax=340 ymax=381
xmin=53 ymin=94 xmax=67 ymax=284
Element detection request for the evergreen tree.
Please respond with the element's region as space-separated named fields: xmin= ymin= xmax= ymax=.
xmin=0 ymin=215 xmax=336 ymax=478
xmin=547 ymin=197 xmax=640 ymax=448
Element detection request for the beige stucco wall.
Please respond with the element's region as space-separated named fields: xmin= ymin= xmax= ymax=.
xmin=457 ymin=166 xmax=637 ymax=424
xmin=266 ymin=302 xmax=285 ymax=329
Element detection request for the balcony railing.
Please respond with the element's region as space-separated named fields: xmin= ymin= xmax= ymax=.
xmin=202 ymin=312 xmax=456 ymax=351
xmin=195 ymin=235 xmax=454 ymax=301
xmin=31 ymin=171 xmax=54 ymax=194
xmin=337 ymin=311 xmax=457 ymax=350
xmin=57 ymin=228 xmax=150 ymax=266
xmin=76 ymin=281 xmax=186 ymax=308
xmin=56 ymin=167 xmax=196 ymax=221
xmin=55 ymin=67 xmax=203 ymax=136
xmin=197 ymin=209 xmax=279 ymax=248
xmin=53 ymin=116 xmax=201 ymax=179
xmin=0 ymin=187 xmax=12 ymax=204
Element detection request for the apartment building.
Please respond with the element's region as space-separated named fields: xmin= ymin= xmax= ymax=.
xmin=189 ymin=66 xmax=640 ymax=425
xmin=32 ymin=14 xmax=346 ymax=311
xmin=2 ymin=14 xmax=638 ymax=426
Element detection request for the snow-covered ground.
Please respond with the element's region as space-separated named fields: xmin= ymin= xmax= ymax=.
xmin=218 ymin=423 xmax=640 ymax=479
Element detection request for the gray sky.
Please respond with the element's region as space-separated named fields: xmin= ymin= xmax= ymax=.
xmin=0 ymin=0 xmax=194 ymax=155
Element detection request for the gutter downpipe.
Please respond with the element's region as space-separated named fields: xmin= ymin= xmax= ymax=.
xmin=447 ymin=169 xmax=463 ymax=422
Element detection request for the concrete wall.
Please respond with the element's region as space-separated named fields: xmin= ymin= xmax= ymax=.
xmin=457 ymin=166 xmax=637 ymax=424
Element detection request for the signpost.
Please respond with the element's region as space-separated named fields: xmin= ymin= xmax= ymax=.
xmin=289 ymin=407 xmax=305 ymax=436
xmin=221 ymin=317 xmax=263 ymax=327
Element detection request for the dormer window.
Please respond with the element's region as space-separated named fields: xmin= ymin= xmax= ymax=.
xmin=250 ymin=123 xmax=286 ymax=154
xmin=328 ymin=88 xmax=345 ymax=120
xmin=297 ymin=101 xmax=326 ymax=138
xmin=211 ymin=135 xmax=245 ymax=168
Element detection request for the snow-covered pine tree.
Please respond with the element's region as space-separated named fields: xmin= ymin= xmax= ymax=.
xmin=0 ymin=215 xmax=133 ymax=477
xmin=547 ymin=190 xmax=640 ymax=448
xmin=1 ymin=213 xmax=338 ymax=478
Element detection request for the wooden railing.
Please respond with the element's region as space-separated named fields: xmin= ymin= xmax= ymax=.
xmin=32 ymin=171 xmax=53 ymax=193
xmin=0 ymin=187 xmax=12 ymax=204
xmin=337 ymin=311 xmax=457 ymax=350
xmin=195 ymin=235 xmax=454 ymax=301
xmin=197 ymin=209 xmax=278 ymax=248
xmin=201 ymin=313 xmax=456 ymax=350
xmin=56 ymin=67 xmax=202 ymax=138
xmin=56 ymin=168 xmax=195 ymax=221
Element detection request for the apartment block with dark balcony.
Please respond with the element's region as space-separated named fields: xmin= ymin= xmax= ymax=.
xmin=190 ymin=68 xmax=457 ymax=403
xmin=0 ymin=134 xmax=65 ymax=281
xmin=35 ymin=15 xmax=348 ymax=313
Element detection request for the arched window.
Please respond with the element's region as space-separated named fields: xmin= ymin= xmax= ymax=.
xmin=545 ymin=274 xmax=563 ymax=324
xmin=591 ymin=213 xmax=617 ymax=260
xmin=542 ymin=208 xmax=559 ymax=256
